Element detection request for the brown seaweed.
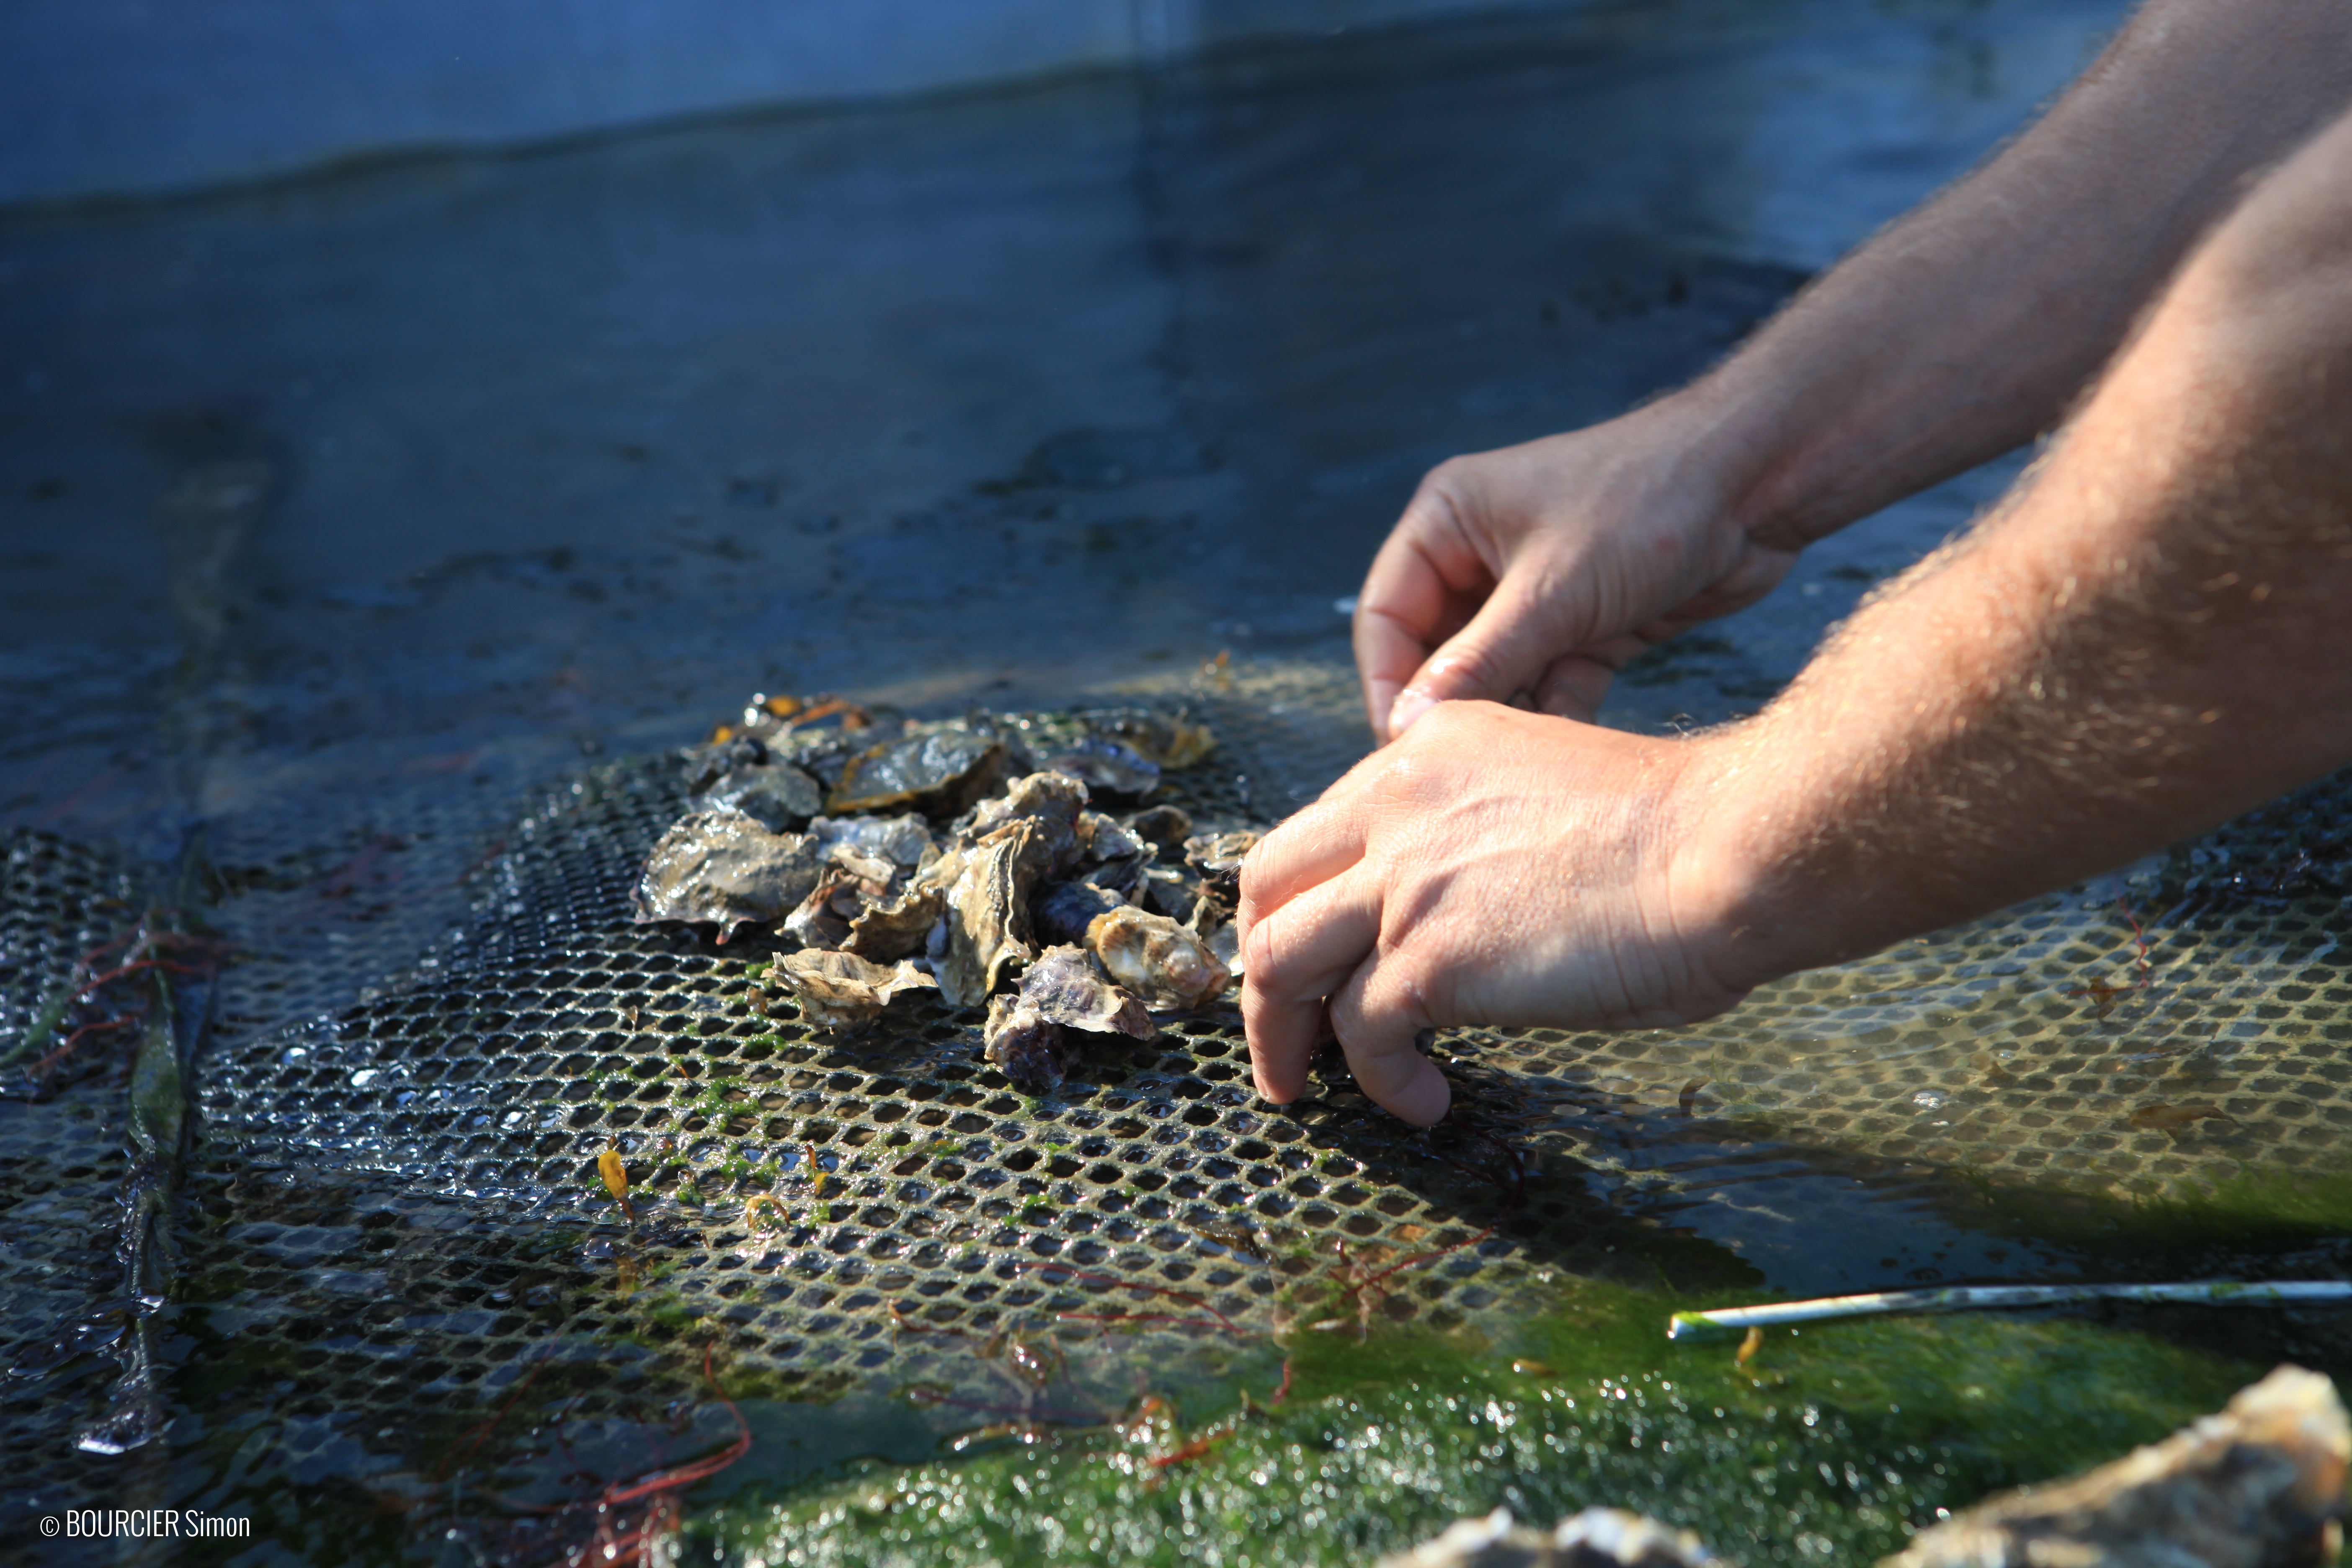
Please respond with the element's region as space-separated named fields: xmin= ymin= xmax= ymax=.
xmin=828 ymin=725 xmax=1007 ymax=817
xmin=771 ymin=950 xmax=937 ymax=1032
xmin=634 ymin=810 xmax=823 ymax=936
xmin=1086 ymin=904 xmax=1231 ymax=1011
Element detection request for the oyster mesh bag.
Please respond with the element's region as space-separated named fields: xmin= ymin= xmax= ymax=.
xmin=8 ymin=657 xmax=2352 ymax=1560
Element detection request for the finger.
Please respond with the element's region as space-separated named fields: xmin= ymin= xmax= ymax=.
xmin=1531 ymin=655 xmax=1616 ymax=724
xmin=1531 ymin=633 xmax=1649 ymax=722
xmin=1236 ymin=793 xmax=1367 ymax=937
xmin=1357 ymin=492 xmax=1494 ymax=742
xmin=1385 ymin=580 xmax=1556 ymax=739
xmin=1327 ymin=952 xmax=1451 ymax=1126
xmin=1239 ymin=869 xmax=1381 ymax=1104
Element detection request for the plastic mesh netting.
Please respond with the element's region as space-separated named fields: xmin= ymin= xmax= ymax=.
xmin=7 ymin=660 xmax=2352 ymax=1558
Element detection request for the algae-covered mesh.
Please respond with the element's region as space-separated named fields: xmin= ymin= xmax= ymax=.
xmin=7 ymin=660 xmax=2352 ymax=1550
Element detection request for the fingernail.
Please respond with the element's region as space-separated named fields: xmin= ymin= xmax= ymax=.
xmin=1387 ymin=688 xmax=1436 ymax=737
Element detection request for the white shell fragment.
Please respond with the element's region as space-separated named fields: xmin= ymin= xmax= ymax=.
xmin=1380 ymin=1506 xmax=1712 ymax=1568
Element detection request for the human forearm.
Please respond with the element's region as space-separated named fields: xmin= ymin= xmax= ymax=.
xmin=1687 ymin=0 xmax=2352 ymax=554
xmin=1692 ymin=110 xmax=2352 ymax=984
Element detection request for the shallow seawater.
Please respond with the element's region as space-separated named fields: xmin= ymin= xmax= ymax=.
xmin=26 ymin=0 xmax=2352 ymax=1563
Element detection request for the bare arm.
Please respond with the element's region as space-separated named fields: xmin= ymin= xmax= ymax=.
xmin=1248 ymin=103 xmax=2352 ymax=1123
xmin=1362 ymin=0 xmax=2352 ymax=740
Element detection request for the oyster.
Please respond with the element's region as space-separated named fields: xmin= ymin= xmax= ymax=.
xmin=983 ymin=993 xmax=1072 ymax=1095
xmin=808 ymin=812 xmax=938 ymax=871
xmin=828 ymin=725 xmax=1006 ymax=817
xmin=1086 ymin=905 xmax=1230 ymax=1011
xmin=1039 ymin=737 xmax=1160 ymax=797
xmin=1885 ymin=1363 xmax=2349 ymax=1568
xmin=938 ymin=817 xmax=1049 ymax=1009
xmin=1019 ymin=945 xmax=1153 ymax=1040
xmin=965 ymin=771 xmax=1090 ymax=874
xmin=1077 ymin=708 xmax=1217 ymax=769
xmin=634 ymin=809 xmax=823 ymax=936
xmin=771 ymin=950 xmax=937 ymax=1032
xmin=1185 ymin=828 xmax=1261 ymax=888
xmin=1124 ymin=804 xmax=1194 ymax=858
xmin=1078 ymin=810 xmax=1146 ymax=865
xmin=846 ymin=882 xmax=947 ymax=962
xmin=1034 ymin=879 xmax=1128 ymax=947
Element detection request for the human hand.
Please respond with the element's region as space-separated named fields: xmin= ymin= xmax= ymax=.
xmin=1357 ymin=402 xmax=1798 ymax=741
xmin=1236 ymin=701 xmax=1754 ymax=1124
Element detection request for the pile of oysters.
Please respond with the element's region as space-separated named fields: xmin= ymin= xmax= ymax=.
xmin=633 ymin=694 xmax=1258 ymax=1093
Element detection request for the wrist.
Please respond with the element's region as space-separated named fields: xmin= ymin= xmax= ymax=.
xmin=1664 ymin=713 xmax=1854 ymax=999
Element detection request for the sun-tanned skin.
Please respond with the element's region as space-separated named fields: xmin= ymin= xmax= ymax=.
xmin=1238 ymin=0 xmax=2352 ymax=1126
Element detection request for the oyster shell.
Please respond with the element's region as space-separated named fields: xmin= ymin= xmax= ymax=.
xmin=1034 ymin=879 xmax=1128 ymax=947
xmin=808 ymin=812 xmax=938 ymax=871
xmin=983 ymin=993 xmax=1071 ymax=1095
xmin=1077 ymin=810 xmax=1146 ymax=865
xmin=965 ymin=771 xmax=1090 ymax=874
xmin=828 ymin=725 xmax=1007 ymax=817
xmin=1085 ymin=904 xmax=1231 ymax=1011
xmin=771 ymin=950 xmax=937 ymax=1032
xmin=634 ymin=809 xmax=823 ymax=936
xmin=1885 ymin=1363 xmax=2349 ymax=1568
xmin=938 ymin=817 xmax=1050 ymax=1009
xmin=1019 ymin=945 xmax=1153 ymax=1040
xmin=845 ymin=882 xmax=947 ymax=962
xmin=1124 ymin=804 xmax=1193 ymax=858
xmin=1077 ymin=708 xmax=1217 ymax=769
xmin=1184 ymin=828 xmax=1261 ymax=887
xmin=1039 ymin=737 xmax=1160 ymax=798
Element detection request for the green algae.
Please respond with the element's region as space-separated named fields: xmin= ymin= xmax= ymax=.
xmin=704 ymin=1280 xmax=2257 ymax=1567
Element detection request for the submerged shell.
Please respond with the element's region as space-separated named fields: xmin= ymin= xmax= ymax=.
xmin=1033 ymin=879 xmax=1127 ymax=947
xmin=634 ymin=810 xmax=823 ymax=935
xmin=1887 ymin=1364 xmax=2350 ymax=1568
xmin=1018 ymin=945 xmax=1153 ymax=1040
xmin=1085 ymin=905 xmax=1231 ymax=1011
xmin=827 ymin=727 xmax=1006 ymax=817
xmin=772 ymin=950 xmax=937 ymax=1032
xmin=983 ymin=994 xmax=1071 ymax=1095
xmin=938 ymin=818 xmax=1048 ymax=1010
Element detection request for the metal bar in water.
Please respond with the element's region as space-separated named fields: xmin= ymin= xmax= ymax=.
xmin=1666 ymin=1281 xmax=2352 ymax=1341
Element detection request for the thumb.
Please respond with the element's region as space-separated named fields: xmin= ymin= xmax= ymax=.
xmin=1385 ymin=586 xmax=1555 ymax=738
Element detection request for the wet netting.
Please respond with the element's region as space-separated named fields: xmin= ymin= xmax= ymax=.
xmin=8 ymin=660 xmax=2352 ymax=1565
